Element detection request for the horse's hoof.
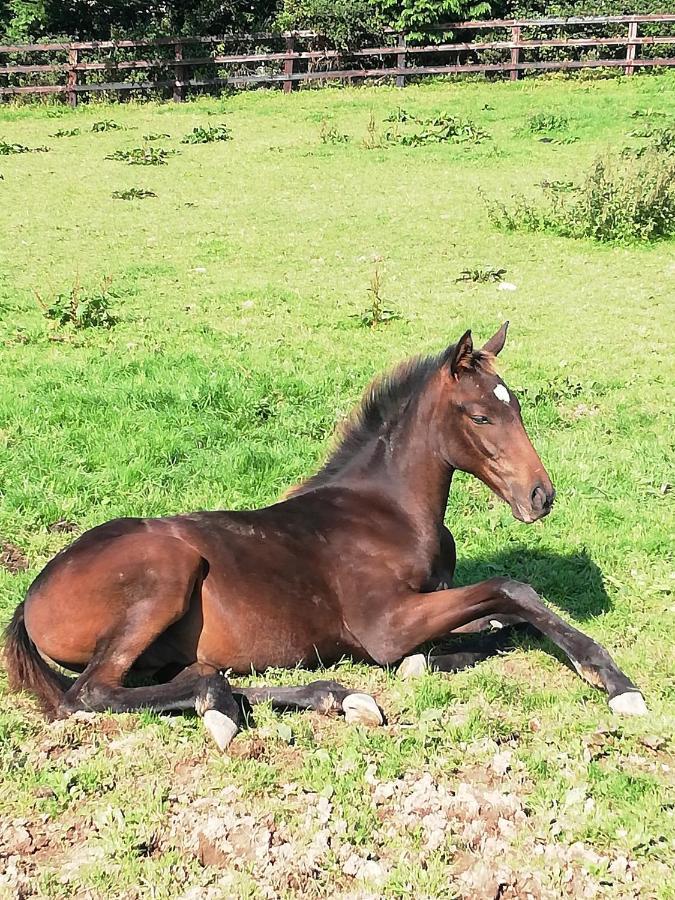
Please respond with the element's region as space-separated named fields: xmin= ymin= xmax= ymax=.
xmin=608 ymin=692 xmax=648 ymax=716
xmin=397 ymin=654 xmax=428 ymax=679
xmin=342 ymin=693 xmax=383 ymax=726
xmin=203 ymin=710 xmax=239 ymax=751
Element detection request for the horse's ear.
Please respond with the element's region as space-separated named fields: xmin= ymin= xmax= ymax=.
xmin=481 ymin=321 xmax=509 ymax=356
xmin=448 ymin=329 xmax=473 ymax=377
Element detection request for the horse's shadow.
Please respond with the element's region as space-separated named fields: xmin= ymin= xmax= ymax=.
xmin=455 ymin=545 xmax=610 ymax=621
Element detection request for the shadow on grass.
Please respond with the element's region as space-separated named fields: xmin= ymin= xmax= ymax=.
xmin=455 ymin=546 xmax=610 ymax=621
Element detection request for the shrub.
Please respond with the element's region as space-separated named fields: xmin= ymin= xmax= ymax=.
xmin=274 ymin=0 xmax=383 ymax=49
xmin=485 ymin=152 xmax=675 ymax=243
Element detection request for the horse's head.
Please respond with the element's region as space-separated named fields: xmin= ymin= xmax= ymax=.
xmin=439 ymin=323 xmax=555 ymax=523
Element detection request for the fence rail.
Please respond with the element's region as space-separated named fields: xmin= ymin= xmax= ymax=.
xmin=1 ymin=14 xmax=674 ymax=104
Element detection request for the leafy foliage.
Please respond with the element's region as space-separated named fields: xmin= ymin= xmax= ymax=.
xmin=91 ymin=119 xmax=125 ymax=132
xmin=50 ymin=127 xmax=81 ymax=138
xmin=319 ymin=119 xmax=350 ymax=144
xmin=106 ymin=146 xmax=177 ymax=165
xmin=456 ymin=265 xmax=506 ymax=283
xmin=0 ymin=140 xmax=50 ymax=154
xmin=524 ymin=112 xmax=569 ymax=134
xmin=274 ymin=0 xmax=383 ymax=49
xmin=384 ymin=109 xmax=490 ymax=146
xmin=624 ymin=126 xmax=675 ymax=158
xmin=377 ymin=0 xmax=491 ymax=42
xmin=485 ymin=152 xmax=675 ymax=243
xmin=351 ymin=264 xmax=401 ymax=328
xmin=181 ymin=124 xmax=231 ymax=144
xmin=111 ymin=187 xmax=157 ymax=200
xmin=36 ymin=276 xmax=118 ymax=328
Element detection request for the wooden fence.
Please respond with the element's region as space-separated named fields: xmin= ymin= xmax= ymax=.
xmin=1 ymin=14 xmax=674 ymax=105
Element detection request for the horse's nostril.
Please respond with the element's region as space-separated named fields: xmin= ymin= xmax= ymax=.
xmin=531 ymin=485 xmax=547 ymax=510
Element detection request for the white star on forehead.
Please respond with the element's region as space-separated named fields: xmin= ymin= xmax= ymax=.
xmin=493 ymin=384 xmax=511 ymax=404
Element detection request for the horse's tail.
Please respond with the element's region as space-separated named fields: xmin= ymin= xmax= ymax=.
xmin=3 ymin=602 xmax=71 ymax=717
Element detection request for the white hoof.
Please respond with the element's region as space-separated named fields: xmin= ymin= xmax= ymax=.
xmin=342 ymin=693 xmax=383 ymax=727
xmin=397 ymin=654 xmax=428 ymax=679
xmin=609 ymin=692 xmax=649 ymax=717
xmin=203 ymin=710 xmax=239 ymax=751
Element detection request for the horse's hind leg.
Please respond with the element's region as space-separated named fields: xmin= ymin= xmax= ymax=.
xmin=62 ymin=663 xmax=241 ymax=751
xmin=53 ymin=541 xmax=242 ymax=749
xmin=237 ymin=681 xmax=383 ymax=726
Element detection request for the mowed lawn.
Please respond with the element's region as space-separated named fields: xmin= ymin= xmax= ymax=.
xmin=0 ymin=74 xmax=673 ymax=898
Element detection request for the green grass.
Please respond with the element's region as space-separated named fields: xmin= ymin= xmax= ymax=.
xmin=0 ymin=75 xmax=673 ymax=898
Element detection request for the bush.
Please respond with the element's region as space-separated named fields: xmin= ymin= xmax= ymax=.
xmin=274 ymin=0 xmax=492 ymax=47
xmin=485 ymin=152 xmax=675 ymax=243
xmin=274 ymin=0 xmax=383 ymax=49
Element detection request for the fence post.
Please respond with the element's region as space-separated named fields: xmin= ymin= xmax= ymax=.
xmin=625 ymin=20 xmax=638 ymax=76
xmin=510 ymin=25 xmax=521 ymax=81
xmin=173 ymin=41 xmax=186 ymax=102
xmin=283 ymin=34 xmax=295 ymax=94
xmin=396 ymin=33 xmax=407 ymax=88
xmin=67 ymin=47 xmax=78 ymax=107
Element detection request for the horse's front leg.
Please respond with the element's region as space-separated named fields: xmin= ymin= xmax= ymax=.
xmin=378 ymin=578 xmax=646 ymax=715
xmin=399 ymin=526 xmax=523 ymax=677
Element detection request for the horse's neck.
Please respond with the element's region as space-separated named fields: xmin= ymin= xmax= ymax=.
xmin=336 ymin=388 xmax=454 ymax=539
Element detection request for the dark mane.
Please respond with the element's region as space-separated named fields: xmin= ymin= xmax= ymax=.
xmin=287 ymin=345 xmax=494 ymax=497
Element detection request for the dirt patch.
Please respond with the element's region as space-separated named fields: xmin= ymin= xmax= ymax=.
xmin=0 ymin=540 xmax=30 ymax=573
xmin=47 ymin=519 xmax=79 ymax=534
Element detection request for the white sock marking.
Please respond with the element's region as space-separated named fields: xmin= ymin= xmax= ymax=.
xmin=203 ymin=710 xmax=239 ymax=751
xmin=608 ymin=692 xmax=648 ymax=716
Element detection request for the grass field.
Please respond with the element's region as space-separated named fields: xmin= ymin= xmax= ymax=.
xmin=0 ymin=73 xmax=674 ymax=899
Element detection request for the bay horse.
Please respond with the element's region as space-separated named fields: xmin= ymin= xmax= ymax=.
xmin=3 ymin=324 xmax=647 ymax=751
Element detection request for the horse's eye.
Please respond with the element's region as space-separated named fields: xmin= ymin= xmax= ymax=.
xmin=470 ymin=415 xmax=490 ymax=425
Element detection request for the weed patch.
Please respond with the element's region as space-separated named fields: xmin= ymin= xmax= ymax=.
xmin=111 ymin=188 xmax=157 ymax=200
xmin=106 ymin=146 xmax=177 ymax=165
xmin=181 ymin=124 xmax=230 ymax=144
xmin=456 ymin=265 xmax=506 ymax=284
xmin=485 ymin=153 xmax=675 ymax=242
xmin=50 ymin=128 xmax=81 ymax=138
xmin=384 ymin=108 xmax=489 ymax=146
xmin=36 ymin=276 xmax=118 ymax=328
xmin=319 ymin=119 xmax=349 ymax=145
xmin=523 ymin=112 xmax=570 ymax=133
xmin=91 ymin=119 xmax=125 ymax=132
xmin=0 ymin=141 xmax=50 ymax=154
xmin=351 ymin=264 xmax=401 ymax=328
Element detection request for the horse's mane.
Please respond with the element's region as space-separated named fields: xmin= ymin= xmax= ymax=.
xmin=287 ymin=344 xmax=495 ymax=497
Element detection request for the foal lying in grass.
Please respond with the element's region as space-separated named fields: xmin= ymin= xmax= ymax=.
xmin=4 ymin=323 xmax=646 ymax=751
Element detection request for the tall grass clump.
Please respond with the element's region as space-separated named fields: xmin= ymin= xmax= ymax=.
xmin=485 ymin=152 xmax=675 ymax=243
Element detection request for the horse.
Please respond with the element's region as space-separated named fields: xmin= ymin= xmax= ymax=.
xmin=3 ymin=323 xmax=647 ymax=751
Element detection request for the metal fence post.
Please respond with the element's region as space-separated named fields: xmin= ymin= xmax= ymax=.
xmin=625 ymin=20 xmax=638 ymax=75
xmin=510 ymin=25 xmax=521 ymax=81
xmin=67 ymin=46 xmax=78 ymax=107
xmin=283 ymin=34 xmax=295 ymax=94
xmin=173 ymin=41 xmax=185 ymax=101
xmin=396 ymin=33 xmax=407 ymax=88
